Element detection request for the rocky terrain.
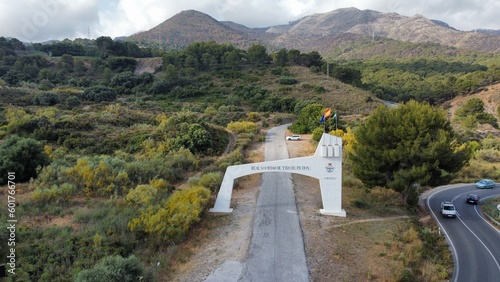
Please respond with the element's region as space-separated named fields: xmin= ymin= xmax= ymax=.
xmin=129 ymin=7 xmax=500 ymax=54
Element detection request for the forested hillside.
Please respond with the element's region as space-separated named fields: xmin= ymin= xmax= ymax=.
xmin=325 ymin=38 xmax=500 ymax=103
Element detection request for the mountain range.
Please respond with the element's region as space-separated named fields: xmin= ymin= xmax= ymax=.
xmin=129 ymin=7 xmax=500 ymax=55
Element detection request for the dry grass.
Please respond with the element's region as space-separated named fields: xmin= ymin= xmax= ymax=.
xmin=290 ymin=134 xmax=414 ymax=281
xmin=257 ymin=66 xmax=381 ymax=115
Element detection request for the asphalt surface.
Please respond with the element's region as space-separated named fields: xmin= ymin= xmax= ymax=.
xmin=239 ymin=124 xmax=310 ymax=282
xmin=425 ymin=184 xmax=500 ymax=282
xmin=204 ymin=124 xmax=309 ymax=282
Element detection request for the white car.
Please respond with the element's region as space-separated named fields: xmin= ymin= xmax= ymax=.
xmin=286 ymin=135 xmax=301 ymax=141
xmin=440 ymin=200 xmax=457 ymax=218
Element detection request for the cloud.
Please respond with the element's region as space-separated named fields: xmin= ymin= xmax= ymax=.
xmin=0 ymin=0 xmax=100 ymax=42
xmin=0 ymin=0 xmax=498 ymax=42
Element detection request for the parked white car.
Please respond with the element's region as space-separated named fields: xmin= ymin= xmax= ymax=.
xmin=286 ymin=135 xmax=301 ymax=141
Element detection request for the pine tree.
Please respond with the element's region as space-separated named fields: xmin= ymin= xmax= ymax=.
xmin=349 ymin=101 xmax=470 ymax=205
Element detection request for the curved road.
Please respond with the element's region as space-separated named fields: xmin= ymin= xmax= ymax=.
xmin=426 ymin=184 xmax=500 ymax=282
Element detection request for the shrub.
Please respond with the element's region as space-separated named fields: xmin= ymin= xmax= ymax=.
xmin=247 ymin=112 xmax=260 ymax=122
xmin=66 ymin=156 xmax=128 ymax=196
xmin=370 ymin=187 xmax=402 ymax=206
xmin=227 ymin=121 xmax=258 ymax=134
xmin=128 ymin=186 xmax=211 ymax=242
xmin=109 ymin=71 xmax=145 ymax=94
xmin=198 ymin=172 xmax=223 ymax=191
xmin=165 ymin=148 xmax=199 ymax=171
xmin=474 ymin=149 xmax=500 ymax=163
xmin=66 ymin=96 xmax=81 ymax=108
xmin=311 ymin=127 xmax=324 ymax=141
xmin=106 ymin=57 xmax=137 ymax=72
xmin=32 ymin=163 xmax=69 ymax=187
xmin=310 ymin=66 xmax=320 ymax=73
xmin=38 ymin=79 xmax=54 ymax=91
xmin=480 ymin=136 xmax=500 ymax=150
xmin=31 ymin=183 xmax=76 ymax=204
xmin=82 ymin=86 xmax=117 ymax=102
xmin=0 ymin=135 xmax=50 ymax=184
xmin=32 ymin=92 xmax=61 ymax=106
xmin=125 ymin=184 xmax=158 ymax=205
xmin=313 ymin=85 xmax=325 ymax=94
xmin=149 ymin=80 xmax=172 ymax=94
xmin=271 ymin=67 xmax=283 ymax=75
xmin=278 ymin=76 xmax=298 ymax=85
xmin=75 ymin=255 xmax=153 ymax=282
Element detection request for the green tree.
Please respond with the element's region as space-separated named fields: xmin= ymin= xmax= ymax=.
xmin=109 ymin=71 xmax=140 ymax=94
xmin=222 ymin=50 xmax=241 ymax=69
xmin=331 ymin=66 xmax=362 ymax=85
xmin=0 ymin=135 xmax=51 ymax=184
xmin=184 ymin=55 xmax=199 ymax=70
xmin=59 ymin=54 xmax=74 ymax=72
xmin=275 ymin=48 xmax=288 ymax=67
xmin=164 ymin=64 xmax=179 ymax=84
xmin=300 ymin=51 xmax=323 ymax=67
xmin=187 ymin=123 xmax=212 ymax=153
xmin=349 ymin=101 xmax=469 ymax=205
xmin=289 ymin=103 xmax=325 ymax=134
xmin=287 ymin=49 xmax=302 ymax=65
xmin=455 ymin=97 xmax=485 ymax=117
xmin=74 ymin=60 xmax=87 ymax=75
xmin=95 ymin=36 xmax=114 ymax=58
xmin=106 ymin=56 xmax=137 ymax=72
xmin=455 ymin=97 xmax=498 ymax=128
xmin=247 ymin=44 xmax=269 ymax=66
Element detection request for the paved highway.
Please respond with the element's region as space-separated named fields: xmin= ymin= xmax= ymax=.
xmin=240 ymin=124 xmax=310 ymax=282
xmin=425 ymin=184 xmax=500 ymax=282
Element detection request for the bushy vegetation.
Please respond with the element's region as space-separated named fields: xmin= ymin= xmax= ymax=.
xmin=289 ymin=103 xmax=340 ymax=134
xmin=32 ymin=92 xmax=61 ymax=106
xmin=327 ymin=39 xmax=500 ymax=104
xmin=481 ymin=197 xmax=500 ymax=222
xmin=454 ymin=97 xmax=498 ymax=129
xmin=82 ymin=86 xmax=117 ymax=102
xmin=75 ymin=255 xmax=154 ymax=282
xmin=388 ymin=221 xmax=451 ymax=281
xmin=455 ymin=135 xmax=500 ymax=182
xmin=1 ymin=33 xmax=499 ymax=281
xmin=128 ymin=185 xmax=211 ymax=243
xmin=0 ymin=135 xmax=50 ymax=184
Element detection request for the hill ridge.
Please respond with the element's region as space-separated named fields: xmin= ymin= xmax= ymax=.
xmin=129 ymin=8 xmax=500 ymax=54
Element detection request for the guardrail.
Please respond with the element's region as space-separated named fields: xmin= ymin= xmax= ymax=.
xmin=483 ymin=212 xmax=500 ymax=227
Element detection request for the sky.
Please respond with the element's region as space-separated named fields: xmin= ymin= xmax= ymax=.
xmin=1 ymin=0 xmax=499 ymax=42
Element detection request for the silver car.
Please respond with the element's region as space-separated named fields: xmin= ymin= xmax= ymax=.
xmin=476 ymin=179 xmax=496 ymax=189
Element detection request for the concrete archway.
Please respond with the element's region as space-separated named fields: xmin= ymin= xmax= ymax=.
xmin=210 ymin=133 xmax=346 ymax=217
